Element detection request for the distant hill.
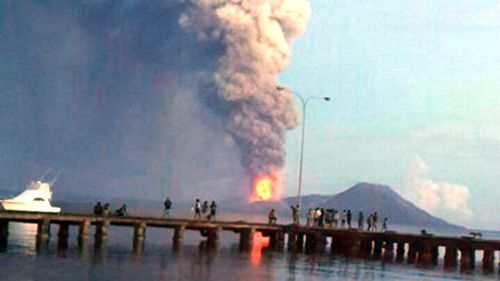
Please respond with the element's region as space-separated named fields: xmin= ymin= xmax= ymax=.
xmin=224 ymin=182 xmax=464 ymax=232
xmin=319 ymin=183 xmax=463 ymax=231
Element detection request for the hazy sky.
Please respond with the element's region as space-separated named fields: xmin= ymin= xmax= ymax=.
xmin=280 ymin=0 xmax=500 ymax=229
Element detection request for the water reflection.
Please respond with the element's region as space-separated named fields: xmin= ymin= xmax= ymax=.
xmin=0 ymin=224 xmax=499 ymax=281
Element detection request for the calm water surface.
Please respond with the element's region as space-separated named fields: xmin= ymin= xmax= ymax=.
xmin=0 ymin=220 xmax=498 ymax=281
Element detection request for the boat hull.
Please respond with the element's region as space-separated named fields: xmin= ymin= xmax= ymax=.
xmin=0 ymin=200 xmax=61 ymax=213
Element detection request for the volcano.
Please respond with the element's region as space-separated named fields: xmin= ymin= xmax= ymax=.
xmin=229 ymin=182 xmax=465 ymax=232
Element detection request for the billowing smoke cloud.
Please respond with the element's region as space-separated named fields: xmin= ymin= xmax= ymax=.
xmin=404 ymin=155 xmax=472 ymax=222
xmin=0 ymin=0 xmax=310 ymax=201
xmin=180 ymin=0 xmax=311 ymax=175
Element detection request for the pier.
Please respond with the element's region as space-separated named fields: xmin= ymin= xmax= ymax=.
xmin=0 ymin=212 xmax=499 ymax=273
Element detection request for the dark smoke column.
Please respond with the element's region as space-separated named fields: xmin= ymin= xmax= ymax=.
xmin=180 ymin=0 xmax=311 ymax=195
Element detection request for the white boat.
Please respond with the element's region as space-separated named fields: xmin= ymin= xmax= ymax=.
xmin=0 ymin=180 xmax=61 ymax=213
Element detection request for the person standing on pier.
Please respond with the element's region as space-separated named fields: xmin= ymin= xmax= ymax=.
xmin=366 ymin=213 xmax=372 ymax=231
xmin=291 ymin=205 xmax=300 ymax=225
xmin=202 ymin=201 xmax=209 ymax=220
xmin=341 ymin=209 xmax=347 ymax=228
xmin=382 ymin=217 xmax=388 ymax=231
xmin=103 ymin=203 xmax=110 ymax=216
xmin=306 ymin=208 xmax=314 ymax=227
xmin=194 ymin=199 xmax=201 ymax=220
xmin=115 ymin=204 xmax=128 ymax=216
xmin=268 ymin=209 xmax=277 ymax=225
xmin=372 ymin=212 xmax=378 ymax=231
xmin=94 ymin=202 xmax=103 ymax=215
xmin=357 ymin=211 xmax=364 ymax=230
xmin=209 ymin=201 xmax=217 ymax=221
xmin=163 ymin=197 xmax=172 ymax=217
xmin=333 ymin=210 xmax=339 ymax=228
xmin=347 ymin=209 xmax=352 ymax=229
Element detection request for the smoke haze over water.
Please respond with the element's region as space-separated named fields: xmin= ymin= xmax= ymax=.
xmin=0 ymin=1 xmax=309 ymax=201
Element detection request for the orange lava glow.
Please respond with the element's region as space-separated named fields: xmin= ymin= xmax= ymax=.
xmin=256 ymin=177 xmax=272 ymax=200
xmin=250 ymin=232 xmax=269 ymax=267
xmin=250 ymin=174 xmax=280 ymax=202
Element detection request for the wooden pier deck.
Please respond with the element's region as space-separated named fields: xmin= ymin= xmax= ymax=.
xmin=0 ymin=212 xmax=499 ymax=273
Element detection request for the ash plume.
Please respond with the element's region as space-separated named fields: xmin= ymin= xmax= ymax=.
xmin=180 ymin=0 xmax=311 ymax=175
xmin=0 ymin=0 xmax=310 ymax=201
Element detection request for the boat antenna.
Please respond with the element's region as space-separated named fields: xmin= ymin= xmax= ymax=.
xmin=40 ymin=167 xmax=53 ymax=181
xmin=49 ymin=171 xmax=61 ymax=187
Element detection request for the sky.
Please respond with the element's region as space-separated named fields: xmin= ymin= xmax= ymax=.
xmin=279 ymin=0 xmax=500 ymax=229
xmin=0 ymin=1 xmax=499 ymax=230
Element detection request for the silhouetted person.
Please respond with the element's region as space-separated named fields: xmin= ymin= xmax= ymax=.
xmin=347 ymin=209 xmax=352 ymax=229
xmin=325 ymin=209 xmax=334 ymax=228
xmin=314 ymin=208 xmax=321 ymax=226
xmin=268 ymin=209 xmax=277 ymax=225
xmin=103 ymin=203 xmax=110 ymax=216
xmin=372 ymin=212 xmax=378 ymax=231
xmin=202 ymin=201 xmax=209 ymax=220
xmin=209 ymin=201 xmax=217 ymax=221
xmin=382 ymin=217 xmax=388 ymax=231
xmin=115 ymin=204 xmax=127 ymax=216
xmin=366 ymin=214 xmax=372 ymax=231
xmin=194 ymin=199 xmax=201 ymax=220
xmin=341 ymin=209 xmax=347 ymax=228
xmin=318 ymin=208 xmax=325 ymax=227
xmin=291 ymin=205 xmax=300 ymax=224
xmin=94 ymin=202 xmax=103 ymax=215
xmin=164 ymin=197 xmax=172 ymax=217
xmin=306 ymin=208 xmax=314 ymax=227
xmin=333 ymin=210 xmax=339 ymax=228
xmin=357 ymin=211 xmax=364 ymax=230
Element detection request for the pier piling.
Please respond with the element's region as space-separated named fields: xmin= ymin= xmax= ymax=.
xmin=0 ymin=219 xmax=8 ymax=251
xmin=444 ymin=246 xmax=458 ymax=268
xmin=239 ymin=227 xmax=255 ymax=251
xmin=36 ymin=219 xmax=51 ymax=242
xmin=482 ymin=249 xmax=494 ymax=273
xmin=57 ymin=223 xmax=70 ymax=249
xmin=173 ymin=225 xmax=185 ymax=244
xmin=395 ymin=242 xmax=405 ymax=262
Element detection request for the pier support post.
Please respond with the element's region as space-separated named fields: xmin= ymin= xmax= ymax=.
xmin=383 ymin=240 xmax=394 ymax=262
xmin=459 ymin=247 xmax=475 ymax=271
xmin=482 ymin=249 xmax=494 ymax=273
xmin=296 ymin=233 xmax=304 ymax=251
xmin=269 ymin=231 xmax=284 ymax=250
xmin=0 ymin=220 xmax=8 ymax=251
xmin=359 ymin=238 xmax=372 ymax=258
xmin=407 ymin=243 xmax=417 ymax=264
xmin=133 ymin=223 xmax=146 ymax=255
xmin=305 ymin=231 xmax=324 ymax=254
xmin=173 ymin=225 xmax=185 ymax=245
xmin=444 ymin=246 xmax=458 ymax=268
xmin=396 ymin=242 xmax=405 ymax=262
xmin=373 ymin=239 xmax=383 ymax=259
xmin=239 ymin=228 xmax=255 ymax=251
xmin=57 ymin=223 xmax=70 ymax=250
xmin=207 ymin=227 xmax=221 ymax=247
xmin=78 ymin=219 xmax=90 ymax=246
xmin=36 ymin=219 xmax=51 ymax=241
xmin=94 ymin=221 xmax=109 ymax=247
xmin=287 ymin=231 xmax=298 ymax=252
xmin=417 ymin=242 xmax=433 ymax=267
xmin=431 ymin=246 xmax=439 ymax=265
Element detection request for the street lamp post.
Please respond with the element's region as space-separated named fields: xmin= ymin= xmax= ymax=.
xmin=277 ymin=86 xmax=330 ymax=210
